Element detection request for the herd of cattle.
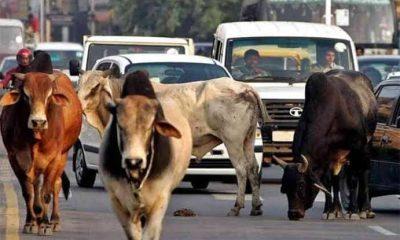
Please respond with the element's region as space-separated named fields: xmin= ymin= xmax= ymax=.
xmin=0 ymin=52 xmax=378 ymax=240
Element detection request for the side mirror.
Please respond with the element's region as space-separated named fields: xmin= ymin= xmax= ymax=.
xmin=0 ymin=72 xmax=4 ymax=80
xmin=69 ymin=59 xmax=81 ymax=76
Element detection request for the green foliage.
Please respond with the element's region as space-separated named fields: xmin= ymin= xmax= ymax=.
xmin=112 ymin=0 xmax=242 ymax=41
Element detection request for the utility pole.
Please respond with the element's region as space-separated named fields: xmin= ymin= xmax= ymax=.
xmin=40 ymin=0 xmax=45 ymax=41
xmin=90 ymin=0 xmax=95 ymax=35
xmin=325 ymin=0 xmax=332 ymax=25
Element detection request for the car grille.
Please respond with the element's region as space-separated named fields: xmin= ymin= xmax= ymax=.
xmin=263 ymin=100 xmax=304 ymax=123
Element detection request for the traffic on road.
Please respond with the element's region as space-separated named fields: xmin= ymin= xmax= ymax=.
xmin=0 ymin=1 xmax=399 ymax=239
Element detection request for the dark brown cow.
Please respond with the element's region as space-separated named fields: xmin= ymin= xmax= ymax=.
xmin=0 ymin=72 xmax=82 ymax=235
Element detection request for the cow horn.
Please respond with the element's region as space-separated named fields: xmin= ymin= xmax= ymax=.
xmin=297 ymin=155 xmax=309 ymax=173
xmin=272 ymin=155 xmax=287 ymax=169
xmin=313 ymin=183 xmax=332 ymax=198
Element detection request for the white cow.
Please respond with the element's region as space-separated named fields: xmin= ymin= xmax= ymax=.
xmin=78 ymin=70 xmax=269 ymax=216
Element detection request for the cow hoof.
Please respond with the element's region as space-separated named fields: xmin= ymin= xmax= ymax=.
xmin=359 ymin=210 xmax=376 ymax=219
xmin=345 ymin=213 xmax=360 ymax=220
xmin=321 ymin=213 xmax=335 ymax=220
xmin=23 ymin=223 xmax=38 ymax=234
xmin=52 ymin=223 xmax=61 ymax=232
xmin=38 ymin=224 xmax=53 ymax=236
xmin=334 ymin=210 xmax=344 ymax=219
xmin=250 ymin=209 xmax=263 ymax=216
xmin=227 ymin=208 xmax=240 ymax=217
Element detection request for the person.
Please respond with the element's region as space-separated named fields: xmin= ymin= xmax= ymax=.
xmin=232 ymin=49 xmax=270 ymax=80
xmin=356 ymin=46 xmax=365 ymax=56
xmin=321 ymin=49 xmax=344 ymax=73
xmin=0 ymin=48 xmax=33 ymax=89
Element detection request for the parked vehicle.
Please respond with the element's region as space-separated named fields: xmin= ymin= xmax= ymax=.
xmin=358 ymin=55 xmax=400 ymax=87
xmin=212 ymin=21 xmax=358 ymax=163
xmin=0 ymin=19 xmax=24 ymax=63
xmin=195 ymin=42 xmax=213 ymax=57
xmin=370 ymin=78 xmax=400 ymax=197
xmin=73 ymin=54 xmax=263 ymax=189
xmin=35 ymin=42 xmax=83 ymax=87
xmin=0 ymin=56 xmax=17 ymax=77
xmin=70 ymin=36 xmax=195 ymax=75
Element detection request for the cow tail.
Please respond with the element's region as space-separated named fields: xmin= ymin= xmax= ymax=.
xmin=61 ymin=171 xmax=71 ymax=200
xmin=252 ymin=89 xmax=270 ymax=126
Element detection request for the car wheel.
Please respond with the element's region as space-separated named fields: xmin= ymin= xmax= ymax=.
xmin=191 ymin=180 xmax=209 ymax=189
xmin=73 ymin=145 xmax=97 ymax=188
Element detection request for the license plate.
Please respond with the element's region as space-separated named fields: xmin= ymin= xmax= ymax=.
xmin=272 ymin=131 xmax=294 ymax=142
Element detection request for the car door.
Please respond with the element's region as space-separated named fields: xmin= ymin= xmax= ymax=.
xmin=371 ymin=84 xmax=400 ymax=194
xmin=79 ymin=60 xmax=113 ymax=169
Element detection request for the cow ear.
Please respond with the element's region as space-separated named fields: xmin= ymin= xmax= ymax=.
xmin=0 ymin=90 xmax=20 ymax=106
xmin=155 ymin=120 xmax=182 ymax=139
xmin=52 ymin=93 xmax=69 ymax=106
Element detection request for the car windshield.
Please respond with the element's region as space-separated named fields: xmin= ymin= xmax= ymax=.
xmin=226 ymin=37 xmax=353 ymax=82
xmin=359 ymin=59 xmax=400 ymax=87
xmin=87 ymin=44 xmax=185 ymax=70
xmin=125 ymin=62 xmax=229 ymax=84
xmin=1 ymin=58 xmax=17 ymax=73
xmin=46 ymin=50 xmax=83 ymax=70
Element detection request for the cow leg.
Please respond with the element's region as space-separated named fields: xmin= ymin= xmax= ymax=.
xmin=38 ymin=169 xmax=59 ymax=235
xmin=19 ymin=178 xmax=38 ymax=234
xmin=33 ymin=176 xmax=43 ymax=218
xmin=332 ymin=174 xmax=343 ymax=218
xmin=109 ymin=194 xmax=138 ymax=239
xmin=358 ymin=169 xmax=375 ymax=219
xmin=225 ymin=142 xmax=247 ymax=216
xmin=142 ymin=193 xmax=169 ymax=240
xmin=50 ymin=176 xmax=62 ymax=231
xmin=344 ymin=166 xmax=360 ymax=220
xmin=321 ymin=173 xmax=334 ymax=220
xmin=243 ymin=128 xmax=262 ymax=216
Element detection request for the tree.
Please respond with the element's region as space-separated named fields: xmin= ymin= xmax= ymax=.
xmin=112 ymin=0 xmax=242 ymax=41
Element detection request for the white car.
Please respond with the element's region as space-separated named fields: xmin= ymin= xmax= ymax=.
xmin=35 ymin=42 xmax=83 ymax=86
xmin=0 ymin=56 xmax=17 ymax=75
xmin=73 ymin=54 xmax=263 ymax=189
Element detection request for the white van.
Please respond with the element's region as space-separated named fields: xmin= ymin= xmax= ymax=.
xmin=79 ymin=36 xmax=195 ymax=72
xmin=212 ymin=21 xmax=358 ymax=163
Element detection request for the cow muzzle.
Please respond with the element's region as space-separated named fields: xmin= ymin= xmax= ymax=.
xmin=29 ymin=116 xmax=48 ymax=130
xmin=288 ymin=209 xmax=305 ymax=220
xmin=123 ymin=158 xmax=146 ymax=187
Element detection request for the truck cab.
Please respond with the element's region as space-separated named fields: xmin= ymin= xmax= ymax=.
xmin=212 ymin=21 xmax=358 ymax=163
xmin=0 ymin=18 xmax=24 ymax=63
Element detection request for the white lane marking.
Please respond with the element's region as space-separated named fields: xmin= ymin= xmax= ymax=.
xmin=368 ymin=226 xmax=398 ymax=236
xmin=212 ymin=194 xmax=263 ymax=201
xmin=315 ymin=192 xmax=325 ymax=202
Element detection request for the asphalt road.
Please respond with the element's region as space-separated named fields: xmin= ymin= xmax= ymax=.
xmin=0 ymin=146 xmax=399 ymax=239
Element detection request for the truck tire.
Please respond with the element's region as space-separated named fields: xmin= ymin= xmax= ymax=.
xmin=73 ymin=145 xmax=97 ymax=188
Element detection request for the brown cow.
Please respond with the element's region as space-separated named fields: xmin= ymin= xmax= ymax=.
xmin=0 ymin=72 xmax=82 ymax=235
xmin=100 ymin=73 xmax=192 ymax=239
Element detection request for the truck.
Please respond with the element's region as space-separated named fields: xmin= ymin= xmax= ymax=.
xmin=69 ymin=35 xmax=195 ymax=75
xmin=0 ymin=18 xmax=24 ymax=63
xmin=212 ymin=21 xmax=358 ymax=163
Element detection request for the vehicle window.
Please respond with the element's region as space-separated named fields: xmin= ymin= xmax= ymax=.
xmin=376 ymin=85 xmax=400 ymax=124
xmin=46 ymin=50 xmax=83 ymax=70
xmin=96 ymin=62 xmax=111 ymax=71
xmin=110 ymin=64 xmax=120 ymax=74
xmin=226 ymin=37 xmax=353 ymax=82
xmin=87 ymin=44 xmax=185 ymax=70
xmin=359 ymin=60 xmax=400 ymax=87
xmin=1 ymin=59 xmax=17 ymax=73
xmin=125 ymin=62 xmax=229 ymax=84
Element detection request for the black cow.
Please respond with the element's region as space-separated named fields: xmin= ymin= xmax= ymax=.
xmin=273 ymin=70 xmax=377 ymax=221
